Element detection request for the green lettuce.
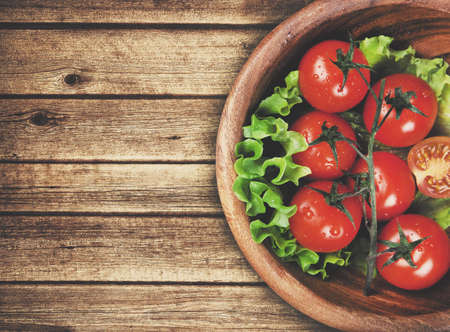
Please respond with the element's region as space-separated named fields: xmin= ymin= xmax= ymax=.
xmin=409 ymin=192 xmax=450 ymax=230
xmin=233 ymin=70 xmax=353 ymax=278
xmin=235 ymin=116 xmax=311 ymax=185
xmin=347 ymin=232 xmax=377 ymax=278
xmin=436 ymin=84 xmax=450 ymax=136
xmin=359 ymin=35 xmax=450 ymax=136
xmin=255 ymin=70 xmax=302 ymax=117
xmin=250 ymin=218 xmax=352 ymax=279
xmin=233 ymin=177 xmax=296 ymax=218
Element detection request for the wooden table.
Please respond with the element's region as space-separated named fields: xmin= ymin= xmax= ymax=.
xmin=0 ymin=1 xmax=339 ymax=330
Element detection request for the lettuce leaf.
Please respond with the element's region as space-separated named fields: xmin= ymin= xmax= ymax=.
xmin=250 ymin=219 xmax=298 ymax=255
xmin=409 ymin=192 xmax=450 ymax=230
xmin=250 ymin=218 xmax=351 ymax=279
xmin=233 ymin=177 xmax=296 ymax=218
xmin=435 ymin=83 xmax=450 ymax=136
xmin=359 ymin=35 xmax=415 ymax=73
xmin=255 ymin=70 xmax=302 ymax=117
xmin=359 ymin=35 xmax=450 ymax=136
xmin=347 ymin=232 xmax=377 ymax=278
xmin=233 ymin=70 xmax=352 ymax=278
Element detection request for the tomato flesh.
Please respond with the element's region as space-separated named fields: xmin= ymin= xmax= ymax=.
xmin=291 ymin=110 xmax=356 ymax=179
xmin=289 ymin=181 xmax=362 ymax=253
xmin=298 ymin=40 xmax=370 ymax=113
xmin=407 ymin=136 xmax=450 ymax=198
xmin=376 ymin=214 xmax=449 ymax=290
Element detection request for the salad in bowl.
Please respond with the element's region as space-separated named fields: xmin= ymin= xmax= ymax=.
xmin=216 ymin=1 xmax=449 ymax=331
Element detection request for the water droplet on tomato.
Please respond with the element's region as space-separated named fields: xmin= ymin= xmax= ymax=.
xmin=331 ymin=228 xmax=340 ymax=236
xmin=302 ymin=206 xmax=315 ymax=219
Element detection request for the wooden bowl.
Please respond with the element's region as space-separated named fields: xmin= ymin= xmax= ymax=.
xmin=216 ymin=1 xmax=450 ymax=331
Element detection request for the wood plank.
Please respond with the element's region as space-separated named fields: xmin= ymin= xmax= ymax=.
xmin=0 ymin=284 xmax=336 ymax=331
xmin=0 ymin=98 xmax=222 ymax=162
xmin=0 ymin=215 xmax=259 ymax=283
xmin=0 ymin=163 xmax=220 ymax=214
xmin=0 ymin=0 xmax=312 ymax=24
xmin=0 ymin=29 xmax=268 ymax=95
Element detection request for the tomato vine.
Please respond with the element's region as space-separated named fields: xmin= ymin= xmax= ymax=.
xmin=330 ymin=38 xmax=428 ymax=294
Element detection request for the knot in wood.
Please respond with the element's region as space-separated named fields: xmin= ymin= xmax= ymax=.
xmin=30 ymin=111 xmax=50 ymax=126
xmin=64 ymin=73 xmax=81 ymax=86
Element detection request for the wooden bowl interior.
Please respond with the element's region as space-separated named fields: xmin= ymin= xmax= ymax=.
xmin=216 ymin=1 xmax=450 ymax=331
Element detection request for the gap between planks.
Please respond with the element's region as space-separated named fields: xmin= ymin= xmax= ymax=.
xmin=0 ymin=94 xmax=227 ymax=99
xmin=0 ymin=281 xmax=263 ymax=286
xmin=0 ymin=22 xmax=277 ymax=30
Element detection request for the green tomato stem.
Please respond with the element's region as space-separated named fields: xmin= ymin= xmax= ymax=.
xmin=362 ymin=79 xmax=386 ymax=295
xmin=346 ymin=69 xmax=385 ymax=295
xmin=364 ymin=132 xmax=377 ymax=295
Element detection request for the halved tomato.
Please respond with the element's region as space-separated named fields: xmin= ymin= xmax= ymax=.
xmin=407 ymin=136 xmax=450 ymax=198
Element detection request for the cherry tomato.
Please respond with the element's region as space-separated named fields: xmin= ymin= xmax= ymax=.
xmin=291 ymin=111 xmax=357 ymax=180
xmin=298 ymin=40 xmax=370 ymax=113
xmin=289 ymin=181 xmax=362 ymax=253
xmin=376 ymin=214 xmax=449 ymax=290
xmin=407 ymin=136 xmax=450 ymax=199
xmin=363 ymin=73 xmax=438 ymax=147
xmin=349 ymin=151 xmax=416 ymax=221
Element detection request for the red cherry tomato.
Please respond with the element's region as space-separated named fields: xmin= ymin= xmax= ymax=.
xmin=291 ymin=110 xmax=357 ymax=180
xmin=407 ymin=136 xmax=450 ymax=199
xmin=349 ymin=151 xmax=416 ymax=221
xmin=298 ymin=40 xmax=370 ymax=113
xmin=289 ymin=181 xmax=362 ymax=253
xmin=376 ymin=214 xmax=449 ymax=290
xmin=363 ymin=73 xmax=438 ymax=147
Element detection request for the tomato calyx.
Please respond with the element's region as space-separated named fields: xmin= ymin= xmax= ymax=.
xmin=331 ymin=35 xmax=373 ymax=90
xmin=377 ymin=222 xmax=429 ymax=269
xmin=383 ymin=87 xmax=427 ymax=122
xmin=309 ymin=121 xmax=358 ymax=168
xmin=306 ymin=181 xmax=365 ymax=228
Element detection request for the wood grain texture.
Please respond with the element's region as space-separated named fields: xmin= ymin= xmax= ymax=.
xmin=0 ymin=164 xmax=220 ymax=214
xmin=0 ymin=284 xmax=336 ymax=332
xmin=0 ymin=29 xmax=268 ymax=95
xmin=0 ymin=215 xmax=259 ymax=282
xmin=0 ymin=98 xmax=222 ymax=162
xmin=0 ymin=0 xmax=312 ymax=24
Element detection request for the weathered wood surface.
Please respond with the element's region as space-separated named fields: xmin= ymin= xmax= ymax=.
xmin=0 ymin=163 xmax=219 ymax=214
xmin=0 ymin=29 xmax=268 ymax=95
xmin=0 ymin=215 xmax=260 ymax=283
xmin=0 ymin=284 xmax=336 ymax=332
xmin=0 ymin=98 xmax=222 ymax=162
xmin=0 ymin=0 xmax=312 ymax=24
xmin=8 ymin=0 xmax=449 ymax=331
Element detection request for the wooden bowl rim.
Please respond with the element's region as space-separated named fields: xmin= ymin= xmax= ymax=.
xmin=216 ymin=0 xmax=450 ymax=331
